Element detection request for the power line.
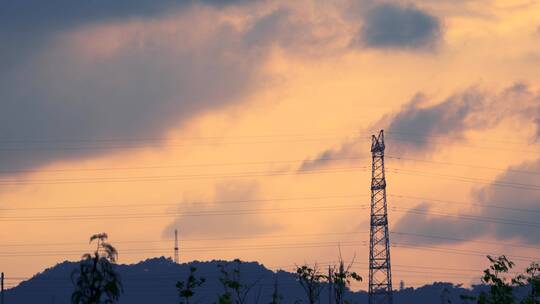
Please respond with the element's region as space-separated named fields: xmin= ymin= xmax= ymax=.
xmin=384 ymin=131 xmax=532 ymax=147
xmin=0 ymin=135 xmax=370 ymax=152
xmin=386 ymin=136 xmax=540 ymax=155
xmin=0 ymin=130 xmax=368 ymax=145
xmin=388 ymin=167 xmax=540 ymax=191
xmin=0 ymin=229 xmax=538 ymax=252
xmin=391 ymin=207 xmax=540 ymax=229
xmin=0 ymin=240 xmax=365 ymax=257
xmin=1 ymin=163 xmax=540 ymax=195
xmin=391 ymin=231 xmax=540 ymax=250
xmin=0 ymin=152 xmax=538 ymax=177
xmin=386 ymin=156 xmax=540 ymax=176
xmin=392 ymin=242 xmax=539 ymax=262
xmin=391 ymin=194 xmax=540 ymax=214
xmin=0 ymin=156 xmax=368 ymax=175
xmin=0 ymin=192 xmax=537 ymax=217
xmin=0 ymin=194 xmax=366 ymax=211
xmin=0 ymin=130 xmax=535 ymax=151
xmin=0 ymin=204 xmax=367 ymax=222
xmin=0 ymin=239 xmax=537 ymax=263
xmin=1 ymin=265 xmax=489 ymax=283
xmin=0 ymin=202 xmax=539 ymax=235
xmin=0 ymin=166 xmax=368 ymax=186
xmin=0 ymin=231 xmax=363 ymax=247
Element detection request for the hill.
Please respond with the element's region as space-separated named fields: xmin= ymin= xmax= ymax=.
xmin=5 ymin=257 xmax=478 ymax=303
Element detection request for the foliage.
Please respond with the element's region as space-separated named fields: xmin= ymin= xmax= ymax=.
xmin=329 ymin=255 xmax=362 ymax=304
xmin=440 ymin=287 xmax=451 ymax=304
xmin=517 ymin=262 xmax=540 ymax=304
xmin=218 ymin=259 xmax=261 ymax=304
xmin=295 ymin=264 xmax=327 ymax=304
xmin=462 ymin=255 xmax=540 ymax=304
xmin=480 ymin=255 xmax=518 ymax=304
xmin=71 ymin=233 xmax=122 ymax=304
xmin=176 ymin=266 xmax=205 ymax=304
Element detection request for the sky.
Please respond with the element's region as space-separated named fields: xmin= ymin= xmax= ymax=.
xmin=1 ymin=0 xmax=540 ymax=291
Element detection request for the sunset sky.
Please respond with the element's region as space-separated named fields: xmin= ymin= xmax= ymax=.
xmin=2 ymin=0 xmax=540 ymax=291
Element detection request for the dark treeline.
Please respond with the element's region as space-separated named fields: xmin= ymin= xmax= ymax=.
xmin=5 ymin=233 xmax=540 ymax=304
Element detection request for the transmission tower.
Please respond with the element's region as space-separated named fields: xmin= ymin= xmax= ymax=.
xmin=368 ymin=130 xmax=393 ymax=304
xmin=1 ymin=272 xmax=4 ymax=304
xmin=174 ymin=229 xmax=179 ymax=264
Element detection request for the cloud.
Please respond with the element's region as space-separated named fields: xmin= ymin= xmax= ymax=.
xmin=0 ymin=3 xmax=332 ymax=174
xmin=383 ymin=90 xmax=486 ymax=152
xmin=392 ymin=202 xmax=488 ymax=246
xmin=392 ymin=158 xmax=540 ymax=246
xmin=298 ymin=136 xmax=367 ymax=172
xmin=383 ymin=83 xmax=540 ymax=153
xmin=0 ymin=0 xmax=250 ymax=68
xmin=243 ymin=5 xmax=347 ymax=56
xmin=299 ymin=83 xmax=540 ymax=171
xmin=473 ymin=159 xmax=540 ymax=244
xmin=0 ymin=11 xmax=260 ymax=172
xmin=244 ymin=7 xmax=293 ymax=47
xmin=355 ymin=3 xmax=442 ymax=49
xmin=163 ymin=180 xmax=280 ymax=238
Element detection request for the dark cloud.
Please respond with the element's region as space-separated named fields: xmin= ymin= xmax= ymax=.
xmin=298 ymin=136 xmax=367 ymax=172
xmin=163 ymin=180 xmax=280 ymax=238
xmin=392 ymin=202 xmax=488 ymax=246
xmin=244 ymin=7 xmax=293 ymax=47
xmin=384 ymin=90 xmax=486 ymax=152
xmin=393 ymin=83 xmax=540 ymax=147
xmin=0 ymin=4 xmax=325 ymax=174
xmin=299 ymin=84 xmax=540 ymax=171
xmin=300 ymin=83 xmax=540 ymax=245
xmin=392 ymin=159 xmax=540 ymax=246
xmin=0 ymin=0 xmax=250 ymax=68
xmin=0 ymin=0 xmax=247 ymax=27
xmin=356 ymin=3 xmax=441 ymax=49
xmin=243 ymin=6 xmax=343 ymax=56
xmin=0 ymin=15 xmax=262 ymax=172
xmin=473 ymin=159 xmax=540 ymax=244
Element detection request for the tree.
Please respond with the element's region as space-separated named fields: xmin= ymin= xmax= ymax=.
xmin=462 ymin=256 xmax=540 ymax=304
xmin=477 ymin=255 xmax=516 ymax=304
xmin=176 ymin=266 xmax=205 ymax=304
xmin=329 ymin=255 xmax=362 ymax=304
xmin=295 ymin=264 xmax=326 ymax=304
xmin=440 ymin=287 xmax=451 ymax=304
xmin=461 ymin=255 xmax=525 ymax=304
xmin=517 ymin=262 xmax=540 ymax=304
xmin=71 ymin=233 xmax=122 ymax=304
xmin=217 ymin=259 xmax=260 ymax=304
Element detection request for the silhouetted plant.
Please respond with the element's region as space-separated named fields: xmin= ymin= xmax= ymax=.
xmin=461 ymin=256 xmax=540 ymax=304
xmin=295 ymin=264 xmax=326 ymax=304
xmin=270 ymin=273 xmax=283 ymax=304
xmin=330 ymin=254 xmax=362 ymax=304
xmin=176 ymin=266 xmax=205 ymax=304
xmin=71 ymin=233 xmax=122 ymax=304
xmin=461 ymin=255 xmax=526 ymax=304
xmin=218 ymin=259 xmax=260 ymax=304
xmin=440 ymin=287 xmax=451 ymax=304
xmin=516 ymin=262 xmax=540 ymax=304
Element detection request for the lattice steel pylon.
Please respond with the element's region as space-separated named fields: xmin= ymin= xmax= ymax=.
xmin=368 ymin=130 xmax=393 ymax=304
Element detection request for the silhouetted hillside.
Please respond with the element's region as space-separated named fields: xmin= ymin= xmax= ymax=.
xmin=5 ymin=257 xmax=481 ymax=303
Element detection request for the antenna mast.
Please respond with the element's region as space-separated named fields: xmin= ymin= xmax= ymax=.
xmin=368 ymin=130 xmax=393 ymax=304
xmin=174 ymin=229 xmax=179 ymax=264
